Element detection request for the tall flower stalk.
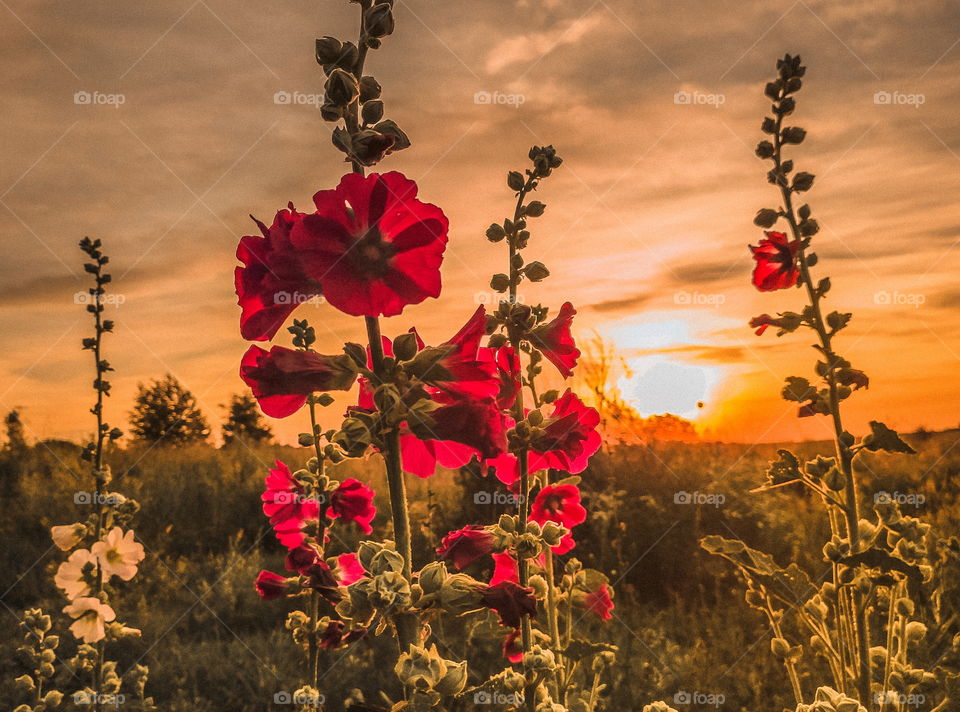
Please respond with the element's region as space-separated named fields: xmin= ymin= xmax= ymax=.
xmin=704 ymin=54 xmax=954 ymax=712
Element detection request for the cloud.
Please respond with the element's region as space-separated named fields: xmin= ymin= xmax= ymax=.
xmin=484 ymin=11 xmax=608 ymax=75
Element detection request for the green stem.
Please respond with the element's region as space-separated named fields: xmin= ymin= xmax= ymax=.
xmin=771 ymin=84 xmax=870 ymax=706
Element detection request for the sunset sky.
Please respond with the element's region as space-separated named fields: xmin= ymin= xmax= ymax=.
xmin=2 ymin=0 xmax=958 ymax=446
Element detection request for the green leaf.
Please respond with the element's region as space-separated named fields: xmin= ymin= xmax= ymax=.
xmin=700 ymin=536 xmax=817 ymax=608
xmin=863 ymin=421 xmax=916 ymax=454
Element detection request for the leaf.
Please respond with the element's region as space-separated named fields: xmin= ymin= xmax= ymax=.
xmin=863 ymin=421 xmax=916 ymax=454
xmin=700 ymin=536 xmax=817 ymax=608
xmin=782 ymin=376 xmax=816 ymax=402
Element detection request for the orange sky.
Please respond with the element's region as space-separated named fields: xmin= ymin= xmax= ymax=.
xmin=1 ymin=0 xmax=958 ymax=446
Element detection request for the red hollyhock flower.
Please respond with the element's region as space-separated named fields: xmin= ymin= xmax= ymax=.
xmin=502 ymin=628 xmax=523 ymax=663
xmin=328 ymin=478 xmax=376 ymax=534
xmin=437 ymin=525 xmax=496 ymax=570
xmin=531 ymin=483 xmax=588 ymax=554
xmin=750 ymin=231 xmax=801 ymax=291
xmin=477 ymin=580 xmax=537 ymax=628
xmin=262 ymin=461 xmax=322 ymax=527
xmin=236 ymin=207 xmax=323 ymax=341
xmin=489 ymin=552 xmax=519 ymax=586
xmin=530 ymin=302 xmax=580 ymax=378
xmin=284 ymin=544 xmax=321 ymax=574
xmin=580 ymin=583 xmax=614 ymax=621
xmin=487 ymin=390 xmax=601 ymax=484
xmin=750 ymin=313 xmax=778 ymax=335
xmin=254 ymin=570 xmax=293 ymax=601
xmin=301 ymin=558 xmax=343 ymax=603
xmin=241 ymin=345 xmax=356 ymax=418
xmin=333 ymin=553 xmax=366 ymax=586
xmin=409 ymin=398 xmax=508 ymax=462
xmin=273 ymin=501 xmax=320 ymax=550
xmin=290 ymin=172 xmax=449 ymax=318
xmin=398 ymin=436 xmax=480 ymax=479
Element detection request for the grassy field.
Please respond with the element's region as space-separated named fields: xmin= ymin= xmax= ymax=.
xmin=2 ymin=429 xmax=957 ymax=710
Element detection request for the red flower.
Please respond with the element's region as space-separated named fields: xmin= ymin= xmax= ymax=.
xmin=319 ymin=620 xmax=367 ymax=650
xmin=477 ymin=580 xmax=537 ymax=628
xmin=437 ymin=525 xmax=496 ymax=570
xmin=530 ymin=483 xmax=587 ymax=554
xmin=273 ymin=502 xmax=320 ymax=550
xmin=235 ymin=207 xmax=322 ymax=341
xmin=255 ymin=570 xmax=293 ymax=601
xmin=487 ymin=390 xmax=601 ymax=484
xmin=530 ymin=302 xmax=580 ymax=378
xmin=750 ymin=313 xmax=778 ymax=335
xmin=301 ymin=558 xmax=343 ymax=603
xmin=333 ymin=553 xmax=366 ymax=586
xmin=290 ymin=172 xmax=449 ymax=317
xmin=489 ymin=552 xmax=519 ymax=586
xmin=502 ymin=628 xmax=523 ymax=663
xmin=750 ymin=231 xmax=801 ymax=291
xmin=579 ymin=583 xmax=614 ymax=621
xmin=241 ymin=345 xmax=357 ymax=418
xmin=284 ymin=544 xmax=321 ymax=574
xmin=484 ymin=345 xmax=521 ymax=410
xmin=398 ymin=436 xmax=479 ymax=478
xmin=408 ymin=398 xmax=508 ymax=462
xmin=262 ymin=461 xmax=317 ymax=525
xmin=328 ymin=479 xmax=376 ymax=534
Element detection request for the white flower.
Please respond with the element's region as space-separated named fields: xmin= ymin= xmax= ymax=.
xmin=63 ymin=597 xmax=115 ymax=643
xmin=50 ymin=523 xmax=85 ymax=551
xmin=91 ymin=527 xmax=144 ymax=581
xmin=54 ymin=549 xmax=96 ymax=599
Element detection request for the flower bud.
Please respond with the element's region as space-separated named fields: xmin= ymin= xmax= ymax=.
xmin=439 ymin=574 xmax=484 ymax=616
xmin=43 ymin=690 xmax=64 ymax=707
xmin=435 ymin=659 xmax=468 ymax=696
xmin=753 ymin=208 xmax=779 ymax=228
xmin=359 ymin=75 xmax=381 ymax=102
xmin=527 ymin=574 xmax=548 ymax=598
xmin=770 ymin=637 xmax=790 ymax=658
xmin=325 ymin=68 xmax=360 ymax=107
xmin=13 ymin=675 xmax=34 ymax=692
xmin=361 ymin=99 xmax=384 ymax=125
xmin=781 ymin=126 xmax=806 ymax=144
xmin=364 ymin=3 xmax=395 ymax=40
xmin=524 ymin=261 xmax=550 ymax=282
xmin=507 ymin=171 xmax=525 ymax=192
xmin=755 ymin=140 xmax=774 ymax=158
xmin=525 ymin=201 xmax=546 ymax=217
xmin=315 ymin=36 xmax=344 ymax=65
xmin=792 ymin=171 xmax=815 ymax=192
xmin=392 ymin=332 xmax=420 ymax=362
xmin=418 ymin=561 xmax=448 ymax=595
xmin=490 ymin=273 xmax=510 ymax=293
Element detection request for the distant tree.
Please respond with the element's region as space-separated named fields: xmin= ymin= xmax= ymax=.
xmin=221 ymin=393 xmax=273 ymax=446
xmin=3 ymin=409 xmax=27 ymax=451
xmin=129 ymin=374 xmax=210 ymax=446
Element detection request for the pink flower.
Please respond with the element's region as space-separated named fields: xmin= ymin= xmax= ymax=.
xmin=530 ymin=483 xmax=587 ymax=554
xmin=750 ymin=231 xmax=801 ymax=291
xmin=580 ymin=583 xmax=614 ymax=621
xmin=62 ymin=597 xmax=115 ymax=643
xmin=273 ymin=503 xmax=320 ymax=550
xmin=329 ymin=478 xmax=376 ymax=534
xmin=437 ymin=526 xmax=497 ymax=570
xmin=235 ymin=207 xmax=322 ymax=341
xmin=333 ymin=553 xmax=366 ymax=586
xmin=240 ymin=345 xmax=356 ymax=419
xmin=487 ymin=390 xmax=601 ymax=484
xmin=262 ymin=461 xmax=316 ymax=525
xmin=290 ymin=172 xmax=449 ymax=317
xmin=530 ymin=302 xmax=580 ymax=378
xmin=254 ymin=570 xmax=293 ymax=601
xmin=489 ymin=552 xmax=519 ymax=586
xmin=502 ymin=628 xmax=523 ymax=663
xmin=477 ymin=580 xmax=537 ymax=628
xmin=408 ymin=397 xmax=508 ymax=462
